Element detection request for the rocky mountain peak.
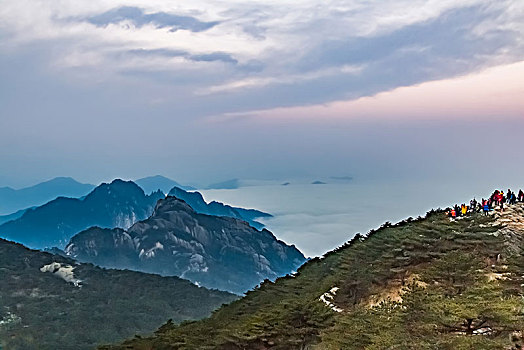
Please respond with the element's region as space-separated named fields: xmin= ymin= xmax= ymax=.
xmin=86 ymin=179 xmax=147 ymax=200
xmin=153 ymin=195 xmax=196 ymax=215
xmin=67 ymin=195 xmax=305 ymax=294
xmin=0 ymin=180 xmax=165 ymax=249
xmin=166 ymin=186 xmax=271 ymax=229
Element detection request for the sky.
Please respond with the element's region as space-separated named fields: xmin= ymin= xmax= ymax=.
xmin=1 ymin=0 xmax=524 ymax=188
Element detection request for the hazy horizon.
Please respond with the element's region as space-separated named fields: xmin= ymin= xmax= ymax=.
xmin=2 ymin=116 xmax=524 ymax=189
xmin=4 ymin=172 xmax=524 ymax=257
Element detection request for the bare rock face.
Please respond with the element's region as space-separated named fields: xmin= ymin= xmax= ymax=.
xmin=65 ymin=227 xmax=137 ymax=268
xmin=66 ymin=197 xmax=306 ymax=294
xmin=167 ymin=186 xmax=272 ymax=229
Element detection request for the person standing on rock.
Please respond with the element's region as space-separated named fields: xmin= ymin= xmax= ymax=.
xmin=490 ymin=191 xmax=499 ymax=207
xmin=483 ymin=202 xmax=490 ymax=216
xmin=519 ymin=190 xmax=524 ymax=202
xmin=470 ymin=199 xmax=477 ymax=213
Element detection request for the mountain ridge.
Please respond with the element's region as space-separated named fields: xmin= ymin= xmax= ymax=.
xmin=135 ymin=175 xmax=195 ymax=193
xmin=0 ymin=179 xmax=164 ymax=248
xmin=0 ymin=207 xmax=34 ymax=225
xmin=0 ymin=177 xmax=94 ymax=215
xmin=168 ymin=186 xmax=271 ymax=229
xmin=65 ymin=196 xmax=305 ymax=294
xmin=103 ymin=199 xmax=524 ymax=349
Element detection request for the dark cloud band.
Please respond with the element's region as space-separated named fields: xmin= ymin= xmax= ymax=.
xmin=87 ymin=6 xmax=219 ymax=32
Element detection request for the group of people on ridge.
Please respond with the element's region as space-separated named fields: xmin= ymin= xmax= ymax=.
xmin=447 ymin=188 xmax=524 ymax=219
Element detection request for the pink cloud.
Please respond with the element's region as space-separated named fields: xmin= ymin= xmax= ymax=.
xmin=214 ymin=61 xmax=524 ymax=122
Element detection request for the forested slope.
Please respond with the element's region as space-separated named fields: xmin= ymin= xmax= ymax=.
xmin=105 ymin=203 xmax=524 ymax=349
xmin=0 ymin=239 xmax=236 ymax=350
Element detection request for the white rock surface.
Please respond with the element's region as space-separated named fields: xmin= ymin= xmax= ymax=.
xmin=40 ymin=262 xmax=82 ymax=287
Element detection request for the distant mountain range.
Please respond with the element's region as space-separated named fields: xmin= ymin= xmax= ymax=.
xmin=0 ymin=175 xmax=195 ymax=216
xmin=0 ymin=179 xmax=164 ymax=249
xmin=0 ymin=177 xmax=293 ymax=294
xmin=135 ymin=175 xmax=196 ymax=193
xmin=0 ymin=207 xmax=34 ymax=225
xmin=168 ymin=186 xmax=271 ymax=229
xmin=65 ymin=196 xmax=305 ymax=294
xmin=0 ymin=177 xmax=94 ymax=215
xmin=0 ymin=238 xmax=235 ymax=350
xmin=0 ymin=176 xmax=345 ymax=219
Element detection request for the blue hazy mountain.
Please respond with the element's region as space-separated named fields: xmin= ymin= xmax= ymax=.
xmin=0 ymin=177 xmax=94 ymax=215
xmin=66 ymin=196 xmax=306 ymax=294
xmin=0 ymin=207 xmax=34 ymax=225
xmin=168 ymin=186 xmax=272 ymax=229
xmin=0 ymin=179 xmax=164 ymax=249
xmin=135 ymin=175 xmax=195 ymax=194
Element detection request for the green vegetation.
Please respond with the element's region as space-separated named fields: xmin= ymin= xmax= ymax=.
xmin=0 ymin=239 xmax=236 ymax=350
xmin=105 ymin=205 xmax=524 ymax=349
xmin=320 ymin=253 xmax=523 ymax=349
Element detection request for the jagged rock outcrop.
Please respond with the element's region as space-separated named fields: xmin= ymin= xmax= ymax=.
xmin=135 ymin=175 xmax=195 ymax=194
xmin=66 ymin=196 xmax=305 ymax=294
xmin=0 ymin=179 xmax=164 ymax=249
xmin=168 ymin=186 xmax=271 ymax=229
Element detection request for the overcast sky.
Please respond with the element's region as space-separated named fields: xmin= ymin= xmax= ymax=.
xmin=1 ymin=0 xmax=523 ymax=187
